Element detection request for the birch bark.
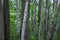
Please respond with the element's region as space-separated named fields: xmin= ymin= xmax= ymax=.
xmin=21 ymin=0 xmax=30 ymax=40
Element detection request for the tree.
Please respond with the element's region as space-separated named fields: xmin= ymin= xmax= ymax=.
xmin=53 ymin=14 xmax=60 ymax=40
xmin=21 ymin=0 xmax=30 ymax=40
xmin=33 ymin=0 xmax=37 ymax=40
xmin=15 ymin=0 xmax=20 ymax=33
xmin=53 ymin=2 xmax=60 ymax=40
xmin=33 ymin=0 xmax=36 ymax=32
xmin=47 ymin=0 xmax=58 ymax=40
xmin=43 ymin=0 xmax=50 ymax=40
xmin=20 ymin=0 xmax=26 ymax=40
xmin=37 ymin=0 xmax=42 ymax=40
xmin=3 ymin=0 xmax=10 ymax=40
xmin=0 ymin=0 xmax=4 ymax=40
xmin=15 ymin=0 xmax=20 ymax=40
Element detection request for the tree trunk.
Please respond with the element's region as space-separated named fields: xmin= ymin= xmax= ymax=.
xmin=43 ymin=0 xmax=49 ymax=40
xmin=21 ymin=0 xmax=30 ymax=40
xmin=33 ymin=0 xmax=36 ymax=40
xmin=15 ymin=0 xmax=20 ymax=40
xmin=53 ymin=2 xmax=60 ymax=40
xmin=0 ymin=0 xmax=4 ymax=40
xmin=53 ymin=13 xmax=60 ymax=40
xmin=24 ymin=0 xmax=30 ymax=39
xmin=47 ymin=0 xmax=58 ymax=40
xmin=37 ymin=0 xmax=42 ymax=40
xmin=33 ymin=0 xmax=36 ymax=33
xmin=3 ymin=0 xmax=10 ymax=40
xmin=15 ymin=0 xmax=20 ymax=33
xmin=20 ymin=0 xmax=26 ymax=40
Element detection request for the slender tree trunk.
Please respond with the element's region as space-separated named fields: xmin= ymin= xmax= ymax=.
xmin=33 ymin=0 xmax=36 ymax=40
xmin=24 ymin=0 xmax=30 ymax=40
xmin=53 ymin=2 xmax=60 ymax=40
xmin=15 ymin=0 xmax=20 ymax=40
xmin=31 ymin=0 xmax=34 ymax=29
xmin=43 ymin=0 xmax=49 ymax=40
xmin=20 ymin=0 xmax=26 ymax=40
xmin=47 ymin=0 xmax=58 ymax=40
xmin=0 ymin=0 xmax=4 ymax=40
xmin=15 ymin=0 xmax=20 ymax=33
xmin=33 ymin=0 xmax=36 ymax=34
xmin=37 ymin=0 xmax=42 ymax=40
xmin=3 ymin=0 xmax=10 ymax=40
xmin=21 ymin=0 xmax=30 ymax=40
xmin=53 ymin=13 xmax=60 ymax=40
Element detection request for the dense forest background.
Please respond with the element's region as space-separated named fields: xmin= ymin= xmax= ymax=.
xmin=9 ymin=0 xmax=60 ymax=40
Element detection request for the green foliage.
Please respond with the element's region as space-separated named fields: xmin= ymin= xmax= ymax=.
xmin=9 ymin=0 xmax=60 ymax=40
xmin=10 ymin=12 xmax=18 ymax=40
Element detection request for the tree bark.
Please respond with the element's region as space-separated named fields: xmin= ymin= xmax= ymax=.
xmin=3 ymin=0 xmax=10 ymax=40
xmin=15 ymin=0 xmax=20 ymax=33
xmin=37 ymin=0 xmax=42 ymax=40
xmin=33 ymin=0 xmax=36 ymax=33
xmin=47 ymin=0 xmax=58 ymax=40
xmin=43 ymin=0 xmax=49 ymax=40
xmin=15 ymin=0 xmax=20 ymax=40
xmin=0 ymin=0 xmax=4 ymax=40
xmin=24 ymin=0 xmax=30 ymax=39
xmin=21 ymin=0 xmax=30 ymax=40
xmin=20 ymin=0 xmax=26 ymax=40
xmin=53 ymin=2 xmax=60 ymax=40
xmin=53 ymin=13 xmax=60 ymax=40
xmin=33 ymin=0 xmax=36 ymax=40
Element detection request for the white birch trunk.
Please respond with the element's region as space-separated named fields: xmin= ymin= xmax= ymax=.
xmin=21 ymin=0 xmax=29 ymax=40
